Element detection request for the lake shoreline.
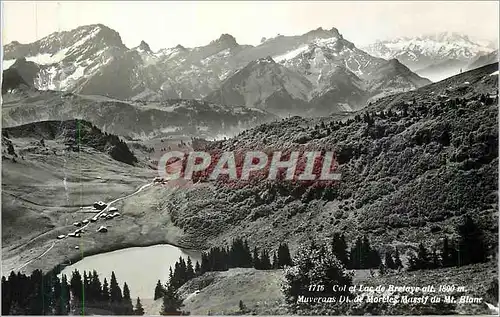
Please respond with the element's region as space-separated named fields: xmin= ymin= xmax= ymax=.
xmin=55 ymin=239 xmax=203 ymax=273
xmin=58 ymin=243 xmax=203 ymax=300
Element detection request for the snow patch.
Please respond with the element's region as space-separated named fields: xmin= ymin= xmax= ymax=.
xmin=162 ymin=105 xmax=182 ymax=112
xmin=71 ymin=29 xmax=100 ymax=48
xmin=26 ymin=48 xmax=69 ymax=65
xmin=337 ymin=103 xmax=354 ymax=112
xmin=3 ymin=59 xmax=16 ymax=70
xmin=485 ymin=302 xmax=499 ymax=315
xmin=59 ymin=65 xmax=86 ymax=89
xmin=161 ymin=127 xmax=180 ymax=133
xmin=274 ymin=45 xmax=310 ymax=62
xmin=489 ymin=70 xmax=499 ymax=76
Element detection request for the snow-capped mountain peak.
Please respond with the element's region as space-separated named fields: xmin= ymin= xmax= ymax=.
xmin=3 ymin=23 xmax=431 ymax=115
xmin=366 ymin=32 xmax=494 ymax=60
xmin=363 ymin=32 xmax=496 ymax=81
xmin=4 ymin=23 xmax=126 ymax=63
xmin=3 ymin=23 xmax=130 ymax=92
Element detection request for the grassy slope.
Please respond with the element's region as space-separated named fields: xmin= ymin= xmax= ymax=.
xmin=157 ymin=64 xmax=498 ymax=258
xmin=145 ymin=262 xmax=497 ymax=315
xmin=144 ymin=268 xmax=286 ymax=315
xmin=1 ymin=126 xmax=167 ymax=274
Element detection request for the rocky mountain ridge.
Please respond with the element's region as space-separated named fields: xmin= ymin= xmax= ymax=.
xmin=4 ymin=24 xmax=430 ymax=116
xmin=1 ymin=68 xmax=275 ymax=139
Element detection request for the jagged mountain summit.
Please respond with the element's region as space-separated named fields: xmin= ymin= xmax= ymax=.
xmin=205 ymin=57 xmax=313 ymax=116
xmin=3 ymin=24 xmax=429 ymax=116
xmin=3 ymin=24 xmax=147 ymax=99
xmin=207 ymin=29 xmax=430 ymax=116
xmin=363 ymin=32 xmax=496 ymax=82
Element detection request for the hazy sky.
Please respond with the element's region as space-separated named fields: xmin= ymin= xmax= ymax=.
xmin=2 ymin=1 xmax=499 ymax=51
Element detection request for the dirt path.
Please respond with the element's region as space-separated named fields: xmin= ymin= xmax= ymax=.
xmin=13 ymin=181 xmax=154 ymax=272
xmin=15 ymin=241 xmax=56 ymax=271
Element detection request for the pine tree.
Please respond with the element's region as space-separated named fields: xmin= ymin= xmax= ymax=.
xmin=102 ymin=278 xmax=110 ymax=302
xmin=194 ymin=261 xmax=201 ymax=276
xmin=90 ymin=270 xmax=102 ymax=303
xmin=416 ymin=243 xmax=431 ymax=270
xmin=431 ymin=249 xmax=440 ymax=269
xmin=349 ymin=236 xmax=380 ymax=269
xmin=201 ymin=253 xmax=209 ymax=273
xmin=2 ymin=276 xmax=11 ymax=315
xmin=448 ymin=238 xmax=459 ymax=267
xmin=407 ymin=252 xmax=419 ymax=271
xmin=364 ymin=236 xmax=381 ymax=268
xmin=42 ymin=270 xmax=57 ymax=314
xmin=458 ymin=215 xmax=487 ymax=265
xmin=259 ymin=250 xmax=272 ymax=270
xmin=168 ymin=267 xmax=174 ymax=282
xmin=61 ymin=274 xmax=71 ymax=315
xmin=134 ymin=297 xmax=145 ymax=315
xmin=154 ymin=280 xmax=165 ymax=300
xmin=277 ymin=243 xmax=293 ymax=268
xmin=28 ymin=269 xmax=44 ymax=315
xmin=238 ymin=300 xmax=248 ymax=313
xmin=186 ymin=257 xmax=195 ymax=280
xmin=108 ymin=272 xmax=123 ymax=315
xmin=331 ymin=233 xmax=349 ymax=267
xmin=394 ymin=248 xmax=403 ymax=270
xmin=378 ymin=263 xmax=386 ymax=276
xmin=70 ymin=270 xmax=83 ymax=301
xmin=178 ymin=257 xmax=187 ymax=284
xmin=385 ymin=251 xmax=396 ymax=270
xmin=361 ymin=236 xmax=371 ymax=268
xmin=83 ymin=271 xmax=90 ymax=303
xmin=243 ymin=239 xmax=253 ymax=268
xmin=349 ymin=237 xmax=363 ymax=269
xmin=10 ymin=272 xmax=27 ymax=313
xmin=272 ymin=251 xmax=278 ymax=269
xmin=53 ymin=271 xmax=63 ymax=314
xmin=161 ymin=283 xmax=182 ymax=315
xmin=441 ymin=237 xmax=452 ymax=267
xmin=109 ymin=271 xmax=123 ymax=302
xmin=122 ymin=282 xmax=134 ymax=315
xmin=252 ymin=247 xmax=261 ymax=269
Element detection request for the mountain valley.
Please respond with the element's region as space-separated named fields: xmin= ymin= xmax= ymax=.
xmin=1 ymin=18 xmax=498 ymax=316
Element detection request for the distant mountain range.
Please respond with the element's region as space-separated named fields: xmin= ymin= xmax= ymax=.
xmin=206 ymin=29 xmax=430 ymax=116
xmin=1 ymin=67 xmax=275 ymax=140
xmin=363 ymin=32 xmax=497 ymax=82
xmin=466 ymin=50 xmax=499 ymax=71
xmin=3 ymin=24 xmax=431 ymax=117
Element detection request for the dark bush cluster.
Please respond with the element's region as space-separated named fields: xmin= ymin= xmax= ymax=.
xmin=408 ymin=215 xmax=489 ymax=271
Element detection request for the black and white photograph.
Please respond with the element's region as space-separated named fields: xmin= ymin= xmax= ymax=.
xmin=1 ymin=1 xmax=499 ymax=315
